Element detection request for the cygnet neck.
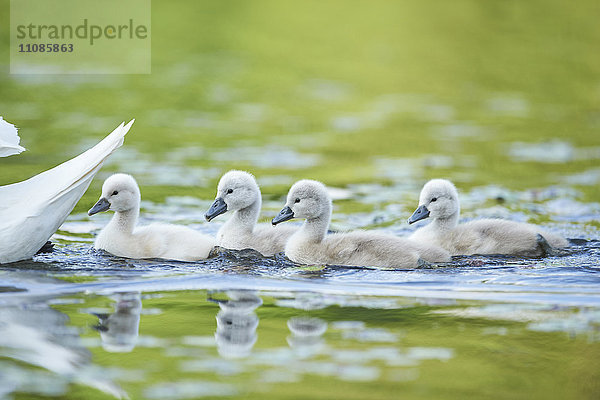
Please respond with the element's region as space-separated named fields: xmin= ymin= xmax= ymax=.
xmin=300 ymin=202 xmax=332 ymax=242
xmin=110 ymin=207 xmax=139 ymax=234
xmin=431 ymin=207 xmax=460 ymax=233
xmin=229 ymin=195 xmax=261 ymax=232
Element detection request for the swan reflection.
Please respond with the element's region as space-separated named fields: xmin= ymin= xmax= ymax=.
xmin=0 ymin=297 xmax=124 ymax=398
xmin=92 ymin=292 xmax=142 ymax=353
xmin=210 ymin=291 xmax=262 ymax=359
xmin=287 ymin=317 xmax=328 ymax=357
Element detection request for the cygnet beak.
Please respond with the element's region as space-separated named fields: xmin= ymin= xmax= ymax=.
xmin=408 ymin=205 xmax=430 ymax=224
xmin=88 ymin=197 xmax=111 ymax=216
xmin=205 ymin=197 xmax=227 ymax=222
xmin=272 ymin=206 xmax=294 ymax=225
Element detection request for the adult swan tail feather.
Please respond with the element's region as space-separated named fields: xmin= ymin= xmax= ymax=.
xmin=0 ymin=117 xmax=26 ymax=157
xmin=0 ymin=119 xmax=134 ymax=264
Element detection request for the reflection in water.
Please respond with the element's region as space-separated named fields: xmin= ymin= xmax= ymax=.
xmin=210 ymin=290 xmax=262 ymax=359
xmin=287 ymin=317 xmax=328 ymax=358
xmin=0 ymin=298 xmax=124 ymax=398
xmin=281 ymin=292 xmax=329 ymax=357
xmin=92 ymin=292 xmax=142 ymax=353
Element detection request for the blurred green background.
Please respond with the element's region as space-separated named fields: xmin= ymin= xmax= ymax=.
xmin=1 ymin=0 xmax=599 ymax=215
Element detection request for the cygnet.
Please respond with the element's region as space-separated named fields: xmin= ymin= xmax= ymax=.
xmin=89 ymin=174 xmax=215 ymax=261
xmin=272 ymin=179 xmax=450 ymax=268
xmin=408 ymin=179 xmax=568 ymax=256
xmin=205 ymin=170 xmax=297 ymax=256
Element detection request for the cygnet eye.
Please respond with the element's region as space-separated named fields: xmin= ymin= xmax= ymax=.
xmin=294 ymin=198 xmax=300 ymax=204
xmin=227 ymin=189 xmax=233 ymax=194
xmin=112 ymin=191 xmax=118 ymax=196
xmin=431 ymin=197 xmax=437 ymax=202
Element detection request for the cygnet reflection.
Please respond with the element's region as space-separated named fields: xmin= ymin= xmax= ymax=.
xmin=287 ymin=316 xmax=328 ymax=357
xmin=93 ymin=292 xmax=142 ymax=353
xmin=210 ymin=291 xmax=263 ymax=359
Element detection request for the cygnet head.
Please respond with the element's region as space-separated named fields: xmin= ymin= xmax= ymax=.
xmin=88 ymin=174 xmax=141 ymax=216
xmin=205 ymin=170 xmax=261 ymax=222
xmin=408 ymin=179 xmax=459 ymax=224
xmin=272 ymin=180 xmax=331 ymax=225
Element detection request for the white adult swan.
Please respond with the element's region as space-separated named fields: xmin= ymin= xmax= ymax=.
xmin=271 ymin=180 xmax=450 ymax=268
xmin=0 ymin=120 xmax=134 ymax=264
xmin=408 ymin=179 xmax=568 ymax=256
xmin=89 ymin=173 xmax=215 ymax=261
xmin=205 ymin=170 xmax=298 ymax=256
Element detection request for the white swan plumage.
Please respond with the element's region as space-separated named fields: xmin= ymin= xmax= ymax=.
xmin=272 ymin=179 xmax=450 ymax=268
xmin=0 ymin=117 xmax=26 ymax=157
xmin=408 ymin=179 xmax=569 ymax=256
xmin=89 ymin=173 xmax=215 ymax=261
xmin=0 ymin=120 xmax=134 ymax=264
xmin=205 ymin=170 xmax=298 ymax=256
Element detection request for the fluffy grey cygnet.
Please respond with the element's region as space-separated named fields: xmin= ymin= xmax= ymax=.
xmin=205 ymin=170 xmax=298 ymax=256
xmin=89 ymin=174 xmax=215 ymax=261
xmin=408 ymin=179 xmax=568 ymax=256
xmin=272 ymin=179 xmax=450 ymax=268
